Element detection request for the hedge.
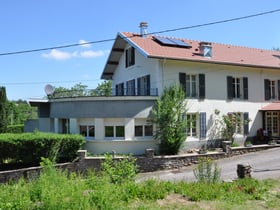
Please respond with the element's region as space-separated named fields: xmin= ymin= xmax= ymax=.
xmin=0 ymin=132 xmax=85 ymax=167
xmin=7 ymin=124 xmax=24 ymax=133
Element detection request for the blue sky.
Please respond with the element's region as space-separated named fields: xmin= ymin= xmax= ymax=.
xmin=1 ymin=0 xmax=280 ymax=100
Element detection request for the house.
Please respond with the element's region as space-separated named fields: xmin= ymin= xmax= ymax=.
xmin=26 ymin=22 xmax=280 ymax=155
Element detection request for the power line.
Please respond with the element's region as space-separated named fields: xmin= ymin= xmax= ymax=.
xmin=1 ymin=79 xmax=101 ymax=86
xmin=0 ymin=8 xmax=279 ymax=57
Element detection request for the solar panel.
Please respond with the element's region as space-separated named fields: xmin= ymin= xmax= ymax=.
xmin=154 ymin=36 xmax=192 ymax=48
xmin=154 ymin=37 xmax=176 ymax=45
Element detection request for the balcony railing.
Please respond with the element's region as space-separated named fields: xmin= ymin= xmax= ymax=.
xmin=50 ymin=88 xmax=158 ymax=99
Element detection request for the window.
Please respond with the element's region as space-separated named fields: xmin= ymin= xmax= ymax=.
xmin=134 ymin=125 xmax=153 ymax=137
xmin=227 ymin=76 xmax=248 ymax=100
xmin=265 ymin=112 xmax=279 ymax=136
xmin=80 ymin=125 xmax=95 ymax=137
xmin=116 ymin=83 xmax=124 ymax=96
xmin=105 ymin=126 xmax=114 ymax=137
xmin=186 ymin=75 xmax=197 ymax=97
xmin=186 ymin=114 xmax=197 ymax=137
xmin=126 ymin=79 xmax=135 ymax=96
xmin=227 ymin=112 xmax=249 ymax=135
xmin=116 ymin=126 xmax=125 ymax=137
xmin=179 ymin=73 xmax=205 ymax=99
xmin=105 ymin=126 xmax=125 ymax=138
xmin=137 ymin=75 xmax=150 ymax=96
xmin=125 ymin=47 xmax=135 ymax=68
xmin=264 ymin=79 xmax=280 ymax=100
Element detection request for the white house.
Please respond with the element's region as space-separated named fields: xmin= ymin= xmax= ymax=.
xmin=26 ymin=23 xmax=280 ymax=155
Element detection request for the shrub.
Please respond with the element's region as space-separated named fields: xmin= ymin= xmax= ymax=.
xmin=101 ymin=154 xmax=138 ymax=184
xmin=193 ymin=157 xmax=221 ymax=183
xmin=7 ymin=124 xmax=24 ymax=133
xmin=0 ymin=132 xmax=85 ymax=168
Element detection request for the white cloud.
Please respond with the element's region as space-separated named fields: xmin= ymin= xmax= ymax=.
xmin=41 ymin=49 xmax=108 ymax=60
xmin=79 ymin=40 xmax=92 ymax=48
xmin=41 ymin=49 xmax=75 ymax=60
xmin=80 ymin=50 xmax=105 ymax=58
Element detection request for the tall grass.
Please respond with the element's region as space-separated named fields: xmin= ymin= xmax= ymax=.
xmin=0 ymin=158 xmax=278 ymax=209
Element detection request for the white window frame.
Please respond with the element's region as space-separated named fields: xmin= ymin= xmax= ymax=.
xmin=80 ymin=125 xmax=95 ymax=140
xmin=186 ymin=113 xmax=198 ymax=137
xmin=186 ymin=75 xmax=198 ymax=98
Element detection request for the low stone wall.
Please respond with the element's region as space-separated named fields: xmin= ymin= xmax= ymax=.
xmin=1 ymin=144 xmax=280 ymax=183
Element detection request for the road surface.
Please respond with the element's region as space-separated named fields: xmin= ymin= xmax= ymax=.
xmin=138 ymin=147 xmax=280 ymax=182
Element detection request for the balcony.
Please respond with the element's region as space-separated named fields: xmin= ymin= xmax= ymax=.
xmin=50 ymin=88 xmax=158 ymax=99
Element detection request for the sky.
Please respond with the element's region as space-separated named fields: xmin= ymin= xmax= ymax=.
xmin=1 ymin=0 xmax=280 ymax=100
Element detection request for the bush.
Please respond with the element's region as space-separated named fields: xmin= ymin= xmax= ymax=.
xmin=7 ymin=124 xmax=24 ymax=133
xmin=101 ymin=154 xmax=138 ymax=184
xmin=193 ymin=157 xmax=221 ymax=183
xmin=0 ymin=132 xmax=85 ymax=168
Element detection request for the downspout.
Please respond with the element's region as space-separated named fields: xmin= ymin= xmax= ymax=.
xmin=161 ymin=58 xmax=166 ymax=95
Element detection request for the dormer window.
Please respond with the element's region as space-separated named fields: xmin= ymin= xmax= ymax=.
xmin=199 ymin=42 xmax=212 ymax=58
xmin=125 ymin=47 xmax=135 ymax=68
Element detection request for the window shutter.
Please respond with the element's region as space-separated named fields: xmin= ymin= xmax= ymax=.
xmin=199 ymin=112 xmax=207 ymax=139
xmin=199 ymin=74 xmax=205 ymax=99
xmin=278 ymin=80 xmax=280 ymax=100
xmin=179 ymin=73 xmax=186 ymax=97
xmin=137 ymin=77 xmax=141 ymax=96
xmin=125 ymin=49 xmax=128 ymax=68
xmin=227 ymin=76 xmax=233 ymax=100
xmin=243 ymin=112 xmax=249 ymax=135
xmin=264 ymin=79 xmax=270 ymax=100
xmin=243 ymin=77 xmax=248 ymax=100
xmin=131 ymin=47 xmax=135 ymax=66
xmin=146 ymin=75 xmax=150 ymax=96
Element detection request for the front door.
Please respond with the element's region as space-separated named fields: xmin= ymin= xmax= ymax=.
xmin=265 ymin=112 xmax=279 ymax=136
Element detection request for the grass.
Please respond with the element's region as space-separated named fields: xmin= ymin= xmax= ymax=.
xmin=0 ymin=163 xmax=280 ymax=210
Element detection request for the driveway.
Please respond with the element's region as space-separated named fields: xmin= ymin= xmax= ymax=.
xmin=138 ymin=147 xmax=280 ymax=182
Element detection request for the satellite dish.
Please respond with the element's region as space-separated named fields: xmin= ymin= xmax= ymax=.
xmin=44 ymin=84 xmax=54 ymax=95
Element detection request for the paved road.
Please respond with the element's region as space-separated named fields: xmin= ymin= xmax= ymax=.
xmin=138 ymin=147 xmax=280 ymax=182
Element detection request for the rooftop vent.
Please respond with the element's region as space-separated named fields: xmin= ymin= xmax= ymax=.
xmin=199 ymin=42 xmax=212 ymax=58
xmin=139 ymin=22 xmax=148 ymax=38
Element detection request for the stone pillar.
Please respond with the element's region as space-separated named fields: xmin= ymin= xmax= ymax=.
xmin=222 ymin=141 xmax=232 ymax=154
xmin=237 ymin=164 xmax=252 ymax=179
xmin=145 ymin=148 xmax=154 ymax=158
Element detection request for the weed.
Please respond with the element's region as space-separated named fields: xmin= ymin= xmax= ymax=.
xmin=193 ymin=157 xmax=221 ymax=183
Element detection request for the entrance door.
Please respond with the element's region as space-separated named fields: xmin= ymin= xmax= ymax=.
xmin=265 ymin=112 xmax=279 ymax=136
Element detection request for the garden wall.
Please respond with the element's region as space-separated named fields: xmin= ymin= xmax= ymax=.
xmin=0 ymin=144 xmax=279 ymax=183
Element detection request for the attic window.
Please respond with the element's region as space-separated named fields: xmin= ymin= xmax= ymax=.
xmin=125 ymin=47 xmax=135 ymax=68
xmin=154 ymin=36 xmax=192 ymax=49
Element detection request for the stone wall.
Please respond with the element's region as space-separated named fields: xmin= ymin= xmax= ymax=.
xmin=0 ymin=144 xmax=279 ymax=183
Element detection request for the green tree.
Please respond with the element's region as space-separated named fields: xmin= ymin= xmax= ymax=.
xmin=151 ymin=84 xmax=188 ymax=155
xmin=0 ymin=87 xmax=8 ymax=133
xmin=90 ymin=80 xmax=112 ymax=96
xmin=8 ymin=100 xmax=37 ymax=125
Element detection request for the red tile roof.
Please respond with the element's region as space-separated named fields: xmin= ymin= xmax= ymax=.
xmin=260 ymin=101 xmax=280 ymax=111
xmin=101 ymin=32 xmax=280 ymax=79
xmin=122 ymin=32 xmax=280 ymax=69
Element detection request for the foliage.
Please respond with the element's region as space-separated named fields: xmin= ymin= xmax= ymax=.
xmin=6 ymin=124 xmax=24 ymax=133
xmin=7 ymin=100 xmax=37 ymax=126
xmin=151 ymin=84 xmax=188 ymax=155
xmin=0 ymin=164 xmax=278 ymax=209
xmin=213 ymin=109 xmax=249 ymax=143
xmin=51 ymin=81 xmax=112 ymax=98
xmin=0 ymin=132 xmax=85 ymax=168
xmin=193 ymin=157 xmax=221 ymax=183
xmin=90 ymin=80 xmax=112 ymax=96
xmin=0 ymin=86 xmax=8 ymax=133
xmin=101 ymin=154 xmax=138 ymax=184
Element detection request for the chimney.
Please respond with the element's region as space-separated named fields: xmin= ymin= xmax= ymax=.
xmin=199 ymin=42 xmax=212 ymax=58
xmin=139 ymin=22 xmax=148 ymax=38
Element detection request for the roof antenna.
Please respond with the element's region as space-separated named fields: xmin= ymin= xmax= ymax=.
xmin=139 ymin=22 xmax=148 ymax=38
